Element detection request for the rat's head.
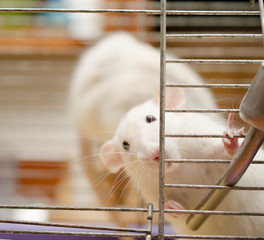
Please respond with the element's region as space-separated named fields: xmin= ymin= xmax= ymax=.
xmin=99 ymin=88 xmax=186 ymax=175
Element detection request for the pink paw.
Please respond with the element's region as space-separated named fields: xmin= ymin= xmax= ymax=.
xmin=222 ymin=113 xmax=245 ymax=155
xmin=165 ymin=200 xmax=184 ymax=218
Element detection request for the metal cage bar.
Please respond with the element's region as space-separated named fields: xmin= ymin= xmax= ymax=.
xmin=0 ymin=8 xmax=260 ymax=15
xmin=159 ymin=1 xmax=167 ymax=240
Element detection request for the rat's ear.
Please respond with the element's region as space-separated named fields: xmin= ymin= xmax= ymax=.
xmin=153 ymin=87 xmax=186 ymax=109
xmin=99 ymin=140 xmax=123 ymax=173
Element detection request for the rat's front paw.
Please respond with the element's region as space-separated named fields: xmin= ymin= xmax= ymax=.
xmin=165 ymin=200 xmax=184 ymax=218
xmin=222 ymin=113 xmax=244 ymax=155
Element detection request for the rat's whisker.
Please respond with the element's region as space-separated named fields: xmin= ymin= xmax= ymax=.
xmin=97 ymin=160 xmax=141 ymax=204
xmin=91 ymin=170 xmax=114 ymax=188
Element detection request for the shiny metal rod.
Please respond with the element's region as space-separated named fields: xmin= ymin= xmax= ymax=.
xmin=166 ymin=109 xmax=239 ymax=113
xmin=159 ymin=0 xmax=167 ymax=240
xmin=146 ymin=203 xmax=154 ymax=240
xmin=167 ymin=59 xmax=263 ymax=64
xmin=167 ymin=33 xmax=263 ymax=39
xmin=166 ymin=83 xmax=250 ymax=88
xmin=0 ymin=8 xmax=259 ymax=15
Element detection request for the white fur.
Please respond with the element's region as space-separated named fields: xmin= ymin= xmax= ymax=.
xmin=70 ymin=32 xmax=217 ymax=141
xmin=100 ymin=91 xmax=264 ymax=237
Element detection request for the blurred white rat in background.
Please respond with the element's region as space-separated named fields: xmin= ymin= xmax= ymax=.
xmin=100 ymin=86 xmax=264 ymax=236
xmin=70 ymin=32 xmax=219 ymax=225
xmin=70 ymin=32 xmax=217 ymax=141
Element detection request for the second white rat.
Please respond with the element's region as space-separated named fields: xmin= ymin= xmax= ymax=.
xmin=99 ymin=88 xmax=264 ymax=237
xmin=70 ymin=32 xmax=217 ymax=141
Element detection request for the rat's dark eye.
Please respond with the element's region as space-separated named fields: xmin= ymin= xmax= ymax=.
xmin=123 ymin=141 xmax=130 ymax=151
xmin=146 ymin=115 xmax=156 ymax=123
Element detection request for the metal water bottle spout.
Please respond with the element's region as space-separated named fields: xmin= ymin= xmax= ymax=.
xmin=186 ymin=62 xmax=264 ymax=231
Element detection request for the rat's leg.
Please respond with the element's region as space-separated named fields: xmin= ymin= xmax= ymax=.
xmin=165 ymin=200 xmax=184 ymax=218
xmin=222 ymin=113 xmax=245 ymax=155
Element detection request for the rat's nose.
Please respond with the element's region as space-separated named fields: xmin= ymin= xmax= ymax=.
xmin=152 ymin=151 xmax=160 ymax=162
xmin=151 ymin=151 xmax=170 ymax=163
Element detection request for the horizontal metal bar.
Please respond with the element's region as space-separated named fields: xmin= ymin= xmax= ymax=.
xmin=164 ymin=209 xmax=264 ymax=217
xmin=2 ymin=208 xmax=264 ymax=217
xmin=0 ymin=230 xmax=145 ymax=238
xmin=165 ymin=184 xmax=264 ymax=191
xmin=166 ymin=84 xmax=250 ymax=88
xmin=0 ymin=8 xmax=159 ymax=15
xmin=3 ymin=230 xmax=262 ymax=239
xmin=0 ymin=205 xmax=149 ymax=212
xmin=162 ymin=234 xmax=264 ymax=239
xmin=0 ymin=8 xmax=260 ymax=16
xmin=166 ymin=59 xmax=263 ymax=64
xmin=166 ymin=134 xmax=245 ymax=138
xmin=166 ymin=109 xmax=239 ymax=113
xmin=165 ymin=159 xmax=264 ymax=164
xmin=167 ymin=33 xmax=263 ymax=39
xmin=166 ymin=10 xmax=260 ymax=16
xmin=0 ymin=220 xmax=147 ymax=233
xmin=166 ymin=159 xmax=231 ymax=164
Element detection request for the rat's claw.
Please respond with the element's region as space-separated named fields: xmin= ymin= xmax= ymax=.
xmin=237 ymin=127 xmax=245 ymax=135
xmin=223 ymin=137 xmax=231 ymax=145
xmin=222 ymin=113 xmax=244 ymax=155
xmin=223 ymin=128 xmax=234 ymax=139
xmin=165 ymin=200 xmax=184 ymax=218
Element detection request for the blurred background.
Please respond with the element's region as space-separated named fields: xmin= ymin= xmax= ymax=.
xmin=0 ymin=0 xmax=263 ymax=225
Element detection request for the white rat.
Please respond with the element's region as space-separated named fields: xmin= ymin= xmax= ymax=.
xmin=69 ymin=32 xmax=218 ymax=226
xmin=99 ymin=87 xmax=264 ymax=237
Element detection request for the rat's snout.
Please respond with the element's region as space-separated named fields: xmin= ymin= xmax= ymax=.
xmin=137 ymin=148 xmax=160 ymax=163
xmin=144 ymin=140 xmax=160 ymax=162
xmin=151 ymin=150 xmax=160 ymax=162
xmin=136 ymin=136 xmax=162 ymax=165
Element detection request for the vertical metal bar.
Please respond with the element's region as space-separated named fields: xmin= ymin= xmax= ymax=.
xmin=145 ymin=203 xmax=153 ymax=240
xmin=258 ymin=0 xmax=264 ymax=46
xmin=159 ymin=1 xmax=166 ymax=240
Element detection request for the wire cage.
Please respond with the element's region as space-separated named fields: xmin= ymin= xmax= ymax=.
xmin=0 ymin=0 xmax=264 ymax=239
